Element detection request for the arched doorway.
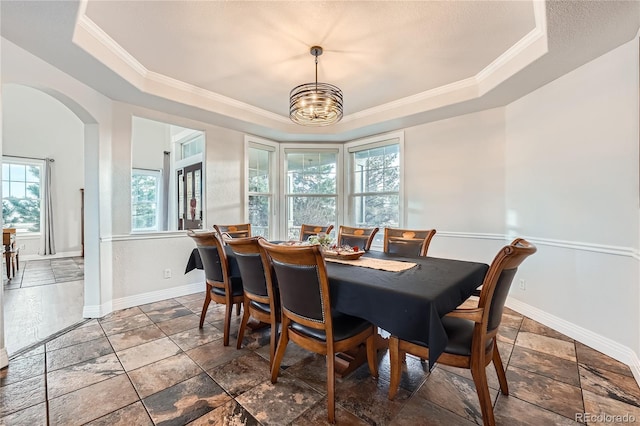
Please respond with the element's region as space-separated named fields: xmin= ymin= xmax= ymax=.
xmin=0 ymin=83 xmax=101 ymax=358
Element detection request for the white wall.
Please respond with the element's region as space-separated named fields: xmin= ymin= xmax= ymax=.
xmin=131 ymin=116 xmax=171 ymax=171
xmin=505 ymin=38 xmax=640 ymax=370
xmin=404 ymin=107 xmax=508 ymax=263
xmin=95 ymin=102 xmax=245 ymax=311
xmin=2 ymin=84 xmax=84 ymax=256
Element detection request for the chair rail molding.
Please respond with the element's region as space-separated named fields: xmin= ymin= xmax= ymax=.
xmin=436 ymin=232 xmax=638 ymax=258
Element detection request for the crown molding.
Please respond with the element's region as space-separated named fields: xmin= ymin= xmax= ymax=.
xmin=73 ymin=0 xmax=548 ymax=131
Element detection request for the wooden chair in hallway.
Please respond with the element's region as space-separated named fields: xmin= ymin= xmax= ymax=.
xmin=383 ymin=227 xmax=436 ymax=257
xmin=387 ymin=238 xmax=537 ymax=426
xmin=259 ymin=240 xmax=378 ymax=424
xmin=187 ymin=230 xmax=244 ymax=346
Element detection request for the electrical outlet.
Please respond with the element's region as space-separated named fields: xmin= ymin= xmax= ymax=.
xmin=519 ymin=279 xmax=526 ymax=290
xmin=163 ymin=269 xmax=172 ymax=279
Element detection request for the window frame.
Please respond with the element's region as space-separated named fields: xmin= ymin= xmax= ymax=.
xmin=344 ymin=131 xmax=405 ymax=248
xmin=245 ymin=136 xmax=279 ymax=239
xmin=242 ymin=133 xmax=403 ymax=244
xmin=2 ymin=156 xmax=44 ymax=235
xmin=280 ymin=144 xmax=343 ymax=241
xmin=131 ymin=168 xmax=162 ymax=232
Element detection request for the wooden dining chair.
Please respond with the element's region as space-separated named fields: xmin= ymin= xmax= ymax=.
xmin=226 ymin=236 xmax=280 ymax=368
xmin=187 ymin=230 xmax=245 ymax=346
xmin=213 ymin=223 xmax=252 ymax=239
xmin=383 ymin=227 xmax=437 ymax=257
xmin=299 ymin=224 xmax=334 ymax=242
xmin=259 ymin=240 xmax=378 ymax=424
xmin=387 ymin=238 xmax=537 ymax=426
xmin=336 ymin=225 xmax=379 ymax=251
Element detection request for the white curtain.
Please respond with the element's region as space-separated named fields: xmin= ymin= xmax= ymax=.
xmin=39 ymin=158 xmax=56 ymax=255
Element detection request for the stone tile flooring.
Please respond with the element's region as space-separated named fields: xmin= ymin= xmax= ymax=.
xmin=1 ymin=293 xmax=639 ymax=425
xmin=3 ymin=257 xmax=84 ymax=289
xmin=2 ymin=257 xmax=85 ymax=355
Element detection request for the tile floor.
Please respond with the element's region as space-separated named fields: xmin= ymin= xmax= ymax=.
xmin=1 ymin=293 xmax=639 ymax=425
xmin=3 ymin=257 xmax=85 ymax=290
xmin=2 ymin=257 xmax=85 ymax=355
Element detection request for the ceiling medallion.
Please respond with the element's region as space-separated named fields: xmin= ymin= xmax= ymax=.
xmin=289 ymin=46 xmax=343 ymax=126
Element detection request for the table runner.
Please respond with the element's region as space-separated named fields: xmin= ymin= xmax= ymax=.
xmin=325 ymin=256 xmax=416 ymax=272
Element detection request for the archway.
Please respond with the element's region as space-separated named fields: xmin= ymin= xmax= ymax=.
xmin=0 ymin=83 xmax=101 ymax=363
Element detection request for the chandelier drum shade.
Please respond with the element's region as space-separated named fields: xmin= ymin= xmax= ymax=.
xmin=289 ymin=46 xmax=343 ymax=126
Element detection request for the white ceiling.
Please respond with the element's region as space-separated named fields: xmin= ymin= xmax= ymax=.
xmin=1 ymin=1 xmax=639 ymax=142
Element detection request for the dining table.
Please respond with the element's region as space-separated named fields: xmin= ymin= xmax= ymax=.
xmin=185 ymin=245 xmax=489 ymax=373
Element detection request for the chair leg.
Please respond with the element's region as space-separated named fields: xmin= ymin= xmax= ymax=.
xmin=366 ymin=333 xmax=378 ymax=378
xmin=327 ymin=349 xmax=336 ymax=424
xmin=470 ymin=360 xmax=496 ymax=426
xmin=388 ymin=336 xmax=402 ymax=400
xmin=271 ymin=321 xmax=289 ymax=383
xmin=199 ymin=287 xmax=212 ymax=328
xmin=222 ymin=301 xmax=233 ymax=346
xmin=5 ymin=250 xmax=10 ymax=279
xmin=235 ymin=302 xmax=241 ymax=316
xmin=236 ymin=299 xmax=250 ymax=350
xmin=492 ymin=343 xmax=509 ymax=395
xmin=268 ymin=321 xmax=278 ymax=370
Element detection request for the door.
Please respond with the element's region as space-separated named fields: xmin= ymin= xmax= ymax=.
xmin=177 ymin=162 xmax=202 ymax=230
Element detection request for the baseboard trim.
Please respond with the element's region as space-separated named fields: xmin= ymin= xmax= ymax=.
xmin=82 ymin=282 xmax=204 ymax=318
xmin=506 ymin=297 xmax=640 ymax=387
xmin=21 ymin=251 xmax=83 ymax=262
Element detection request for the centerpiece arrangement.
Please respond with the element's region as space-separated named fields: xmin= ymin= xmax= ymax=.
xmin=308 ymin=233 xmax=365 ymax=260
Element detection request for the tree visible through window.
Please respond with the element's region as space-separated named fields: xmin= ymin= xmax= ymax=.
xmin=350 ymin=141 xmax=400 ymax=230
xmin=248 ymin=146 xmax=272 ymax=238
xmin=286 ymin=151 xmax=337 ymax=239
xmin=131 ymin=169 xmax=160 ymax=231
xmin=2 ymin=161 xmax=42 ymax=233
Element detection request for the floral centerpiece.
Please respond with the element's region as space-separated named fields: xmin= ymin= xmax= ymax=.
xmin=308 ymin=232 xmax=362 ymax=257
xmin=307 ymin=232 xmax=333 ymax=248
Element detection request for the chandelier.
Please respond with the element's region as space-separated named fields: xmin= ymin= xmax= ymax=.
xmin=289 ymin=46 xmax=343 ymax=126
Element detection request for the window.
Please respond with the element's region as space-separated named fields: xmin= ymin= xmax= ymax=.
xmin=243 ymin=133 xmax=403 ymax=243
xmin=285 ymin=149 xmax=338 ymax=240
xmin=247 ymin=142 xmax=275 ymax=238
xmin=2 ymin=159 xmax=42 ymax=233
xmin=181 ymin=134 xmax=204 ymax=159
xmin=346 ymin=134 xmax=403 ymax=245
xmin=131 ymin=169 xmax=161 ymax=231
xmin=131 ymin=116 xmax=206 ymax=232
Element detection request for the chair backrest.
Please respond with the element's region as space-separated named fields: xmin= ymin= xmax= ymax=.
xmin=187 ymin=230 xmax=229 ymax=288
xmin=477 ymin=238 xmax=537 ymax=334
xmin=226 ymin=236 xmax=269 ymax=298
xmin=258 ymin=240 xmax=331 ymax=331
xmin=336 ymin=226 xmax=379 ymax=251
xmin=214 ymin=223 xmax=252 ymax=239
xmin=299 ymin=224 xmax=334 ymax=242
xmin=383 ymin=228 xmax=436 ymax=257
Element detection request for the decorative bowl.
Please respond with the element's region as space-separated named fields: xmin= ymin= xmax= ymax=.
xmin=322 ymin=249 xmax=365 ymax=260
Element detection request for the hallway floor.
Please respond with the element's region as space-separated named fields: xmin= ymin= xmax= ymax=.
xmin=1 ymin=293 xmax=638 ymax=425
xmin=3 ymin=257 xmax=84 ymax=355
